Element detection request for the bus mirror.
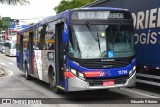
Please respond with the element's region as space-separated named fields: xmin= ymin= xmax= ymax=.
xmin=62 ymin=30 xmax=69 ymax=43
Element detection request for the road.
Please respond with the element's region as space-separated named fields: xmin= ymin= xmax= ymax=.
xmin=0 ymin=53 xmax=160 ymax=105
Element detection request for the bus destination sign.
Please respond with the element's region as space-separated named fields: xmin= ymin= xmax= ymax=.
xmin=71 ymin=11 xmax=124 ymax=20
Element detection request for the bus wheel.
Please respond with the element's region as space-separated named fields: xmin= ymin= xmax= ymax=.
xmin=49 ymin=74 xmax=56 ymax=89
xmin=49 ymin=71 xmax=61 ymax=94
xmin=25 ymin=65 xmax=31 ymax=80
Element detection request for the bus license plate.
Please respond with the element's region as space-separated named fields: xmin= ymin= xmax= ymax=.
xmin=103 ymin=80 xmax=115 ymax=86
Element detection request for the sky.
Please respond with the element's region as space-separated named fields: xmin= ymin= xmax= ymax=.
xmin=0 ymin=0 xmax=61 ymax=24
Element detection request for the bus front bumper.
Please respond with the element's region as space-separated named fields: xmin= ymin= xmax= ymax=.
xmin=67 ymin=71 xmax=136 ymax=91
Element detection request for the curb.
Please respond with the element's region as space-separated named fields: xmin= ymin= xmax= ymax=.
xmin=0 ymin=65 xmax=13 ymax=77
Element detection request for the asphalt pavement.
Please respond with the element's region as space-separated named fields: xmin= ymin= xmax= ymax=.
xmin=0 ymin=53 xmax=160 ymax=106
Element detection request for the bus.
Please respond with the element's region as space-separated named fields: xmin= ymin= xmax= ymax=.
xmin=16 ymin=7 xmax=136 ymax=93
xmin=4 ymin=40 xmax=17 ymax=56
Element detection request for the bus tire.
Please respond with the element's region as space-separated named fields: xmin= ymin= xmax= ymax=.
xmin=25 ymin=65 xmax=31 ymax=80
xmin=49 ymin=69 xmax=61 ymax=94
xmin=53 ymin=86 xmax=61 ymax=94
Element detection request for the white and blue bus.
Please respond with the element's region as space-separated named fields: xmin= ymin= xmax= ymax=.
xmin=4 ymin=40 xmax=16 ymax=56
xmin=16 ymin=7 xmax=136 ymax=93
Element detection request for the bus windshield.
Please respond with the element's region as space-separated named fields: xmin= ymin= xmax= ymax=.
xmin=10 ymin=43 xmax=16 ymax=49
xmin=69 ymin=24 xmax=134 ymax=59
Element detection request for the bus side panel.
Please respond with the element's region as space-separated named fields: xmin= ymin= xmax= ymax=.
xmin=32 ymin=50 xmax=54 ymax=82
xmin=41 ymin=50 xmax=54 ymax=83
xmin=33 ymin=50 xmax=43 ymax=80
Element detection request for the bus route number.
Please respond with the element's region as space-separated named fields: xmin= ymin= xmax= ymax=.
xmin=118 ymin=70 xmax=128 ymax=75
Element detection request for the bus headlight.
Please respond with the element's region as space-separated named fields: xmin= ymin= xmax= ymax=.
xmin=71 ymin=69 xmax=85 ymax=80
xmin=129 ymin=66 xmax=136 ymax=77
xmin=71 ymin=69 xmax=77 ymax=75
xmin=133 ymin=66 xmax=136 ymax=71
xmin=78 ymin=72 xmax=85 ymax=80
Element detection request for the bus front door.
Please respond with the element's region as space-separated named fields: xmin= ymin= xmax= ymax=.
xmin=20 ymin=35 xmax=23 ymax=70
xmin=55 ymin=22 xmax=65 ymax=88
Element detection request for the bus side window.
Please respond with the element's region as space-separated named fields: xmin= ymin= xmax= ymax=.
xmin=49 ymin=43 xmax=54 ymax=50
xmin=33 ymin=29 xmax=39 ymax=50
xmin=47 ymin=21 xmax=55 ymax=50
xmin=39 ymin=24 xmax=47 ymax=50
xmin=23 ymin=32 xmax=29 ymax=51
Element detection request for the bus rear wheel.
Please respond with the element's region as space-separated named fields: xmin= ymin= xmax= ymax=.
xmin=25 ymin=65 xmax=31 ymax=80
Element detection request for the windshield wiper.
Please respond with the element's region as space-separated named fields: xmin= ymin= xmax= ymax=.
xmin=96 ymin=27 xmax=101 ymax=53
xmin=86 ymin=22 xmax=101 ymax=53
xmin=86 ymin=21 xmax=98 ymax=41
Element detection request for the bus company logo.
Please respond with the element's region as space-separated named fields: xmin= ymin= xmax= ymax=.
xmin=107 ymin=71 xmax=111 ymax=76
xmin=99 ymin=72 xmax=106 ymax=76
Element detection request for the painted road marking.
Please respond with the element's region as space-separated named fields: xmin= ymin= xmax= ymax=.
xmin=8 ymin=62 xmax=14 ymax=65
xmin=1 ymin=67 xmax=13 ymax=76
xmin=121 ymin=88 xmax=159 ymax=98
xmin=0 ymin=62 xmax=6 ymax=66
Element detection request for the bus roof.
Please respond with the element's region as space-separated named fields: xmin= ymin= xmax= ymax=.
xmin=76 ymin=7 xmax=125 ymax=11
xmin=18 ymin=7 xmax=128 ymax=34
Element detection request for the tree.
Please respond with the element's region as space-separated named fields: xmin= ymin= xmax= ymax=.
xmin=54 ymin=0 xmax=96 ymax=14
xmin=0 ymin=20 xmax=3 ymax=29
xmin=0 ymin=20 xmax=9 ymax=32
xmin=0 ymin=0 xmax=29 ymax=5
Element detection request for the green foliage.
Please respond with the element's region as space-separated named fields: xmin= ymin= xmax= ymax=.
xmin=0 ymin=20 xmax=9 ymax=31
xmin=0 ymin=20 xmax=3 ymax=29
xmin=54 ymin=0 xmax=96 ymax=14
